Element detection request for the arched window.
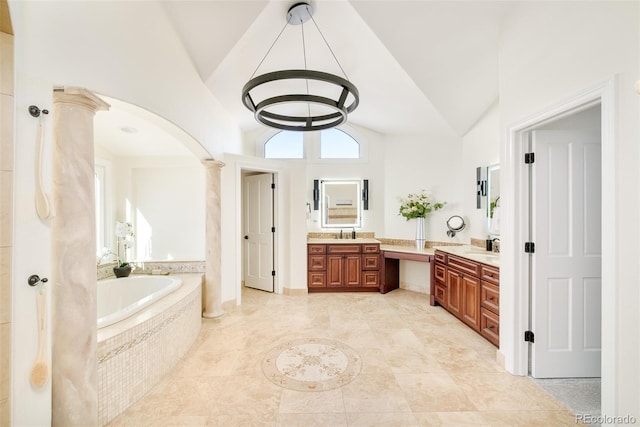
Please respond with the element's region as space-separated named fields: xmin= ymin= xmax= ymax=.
xmin=264 ymin=131 xmax=304 ymax=159
xmin=320 ymin=128 xmax=359 ymax=159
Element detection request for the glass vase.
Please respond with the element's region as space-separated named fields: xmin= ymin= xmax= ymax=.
xmin=415 ymin=217 xmax=425 ymax=249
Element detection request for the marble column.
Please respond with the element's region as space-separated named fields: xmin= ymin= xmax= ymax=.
xmin=202 ymin=160 xmax=225 ymax=318
xmin=51 ymin=87 xmax=109 ymax=427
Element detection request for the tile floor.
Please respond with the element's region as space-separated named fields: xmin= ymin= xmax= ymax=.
xmin=106 ymin=288 xmax=577 ymax=426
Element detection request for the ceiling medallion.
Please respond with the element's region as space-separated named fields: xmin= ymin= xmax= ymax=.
xmin=241 ymin=2 xmax=359 ymax=132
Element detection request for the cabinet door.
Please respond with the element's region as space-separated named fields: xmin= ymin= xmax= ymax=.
xmin=344 ymin=255 xmax=361 ymax=286
xmin=446 ymin=269 xmax=462 ymax=319
xmin=461 ymin=274 xmax=481 ymax=331
xmin=327 ymin=255 xmax=344 ymax=287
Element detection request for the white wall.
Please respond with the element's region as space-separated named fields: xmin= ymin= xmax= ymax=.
xmin=461 ymin=103 xmax=500 ymax=241
xmin=11 ymin=0 xmax=241 ymax=159
xmin=496 ymin=1 xmax=639 ymax=420
xmin=306 ymin=124 xmax=386 ymax=235
xmin=8 ymin=1 xmax=241 ymax=424
xmin=128 ymin=158 xmax=205 ymax=262
xmin=382 ymin=132 xmax=463 ymax=242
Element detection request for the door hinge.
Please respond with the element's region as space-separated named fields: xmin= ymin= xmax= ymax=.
xmin=271 ymin=183 xmax=276 ymax=189
xmin=271 ymin=270 xmax=276 ymax=277
xmin=524 ymin=330 xmax=535 ymax=343
xmin=271 ymin=226 xmax=276 ymax=233
xmin=525 ymin=152 xmax=535 ymax=164
xmin=524 ymin=242 xmax=536 ymax=253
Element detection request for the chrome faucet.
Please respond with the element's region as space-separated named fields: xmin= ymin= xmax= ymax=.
xmin=492 ymin=238 xmax=501 ymax=253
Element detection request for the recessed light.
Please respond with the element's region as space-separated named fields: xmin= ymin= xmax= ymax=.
xmin=120 ymin=126 xmax=138 ymax=134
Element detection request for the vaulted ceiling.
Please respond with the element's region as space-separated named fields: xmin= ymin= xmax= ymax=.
xmin=162 ymin=0 xmax=513 ymax=138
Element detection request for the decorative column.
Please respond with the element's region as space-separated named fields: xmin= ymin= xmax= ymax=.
xmin=51 ymin=87 xmax=109 ymax=427
xmin=202 ymin=159 xmax=225 ymax=318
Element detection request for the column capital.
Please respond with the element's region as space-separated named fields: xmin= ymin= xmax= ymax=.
xmin=53 ymin=86 xmax=110 ymax=113
xmin=202 ymin=159 xmax=226 ymax=169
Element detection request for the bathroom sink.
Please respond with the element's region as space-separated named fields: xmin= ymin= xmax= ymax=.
xmin=465 ymin=247 xmax=496 ymax=255
xmin=473 ymin=254 xmax=500 ymax=263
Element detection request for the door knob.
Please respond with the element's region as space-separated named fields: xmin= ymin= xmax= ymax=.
xmin=244 ymin=235 xmax=249 ymax=240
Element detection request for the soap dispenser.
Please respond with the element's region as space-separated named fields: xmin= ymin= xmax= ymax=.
xmin=485 ymin=236 xmax=493 ymax=251
xmin=352 ymin=228 xmax=356 ymax=239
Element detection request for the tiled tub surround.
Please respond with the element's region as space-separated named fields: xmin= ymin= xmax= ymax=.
xmin=97 ymin=274 xmax=203 ymax=426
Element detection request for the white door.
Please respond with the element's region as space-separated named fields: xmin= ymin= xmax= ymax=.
xmin=244 ymin=173 xmax=274 ymax=292
xmin=530 ymin=129 xmax=601 ymax=378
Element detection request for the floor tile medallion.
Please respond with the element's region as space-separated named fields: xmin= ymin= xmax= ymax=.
xmin=262 ymin=338 xmax=362 ymax=391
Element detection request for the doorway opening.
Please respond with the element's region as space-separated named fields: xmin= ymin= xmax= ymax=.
xmin=521 ymin=104 xmax=602 ymax=416
xmin=241 ymin=170 xmax=277 ymax=293
xmin=507 ymin=79 xmax=616 ymax=417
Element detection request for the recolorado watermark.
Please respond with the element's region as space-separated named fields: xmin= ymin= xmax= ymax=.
xmin=576 ymin=414 xmax=637 ymax=425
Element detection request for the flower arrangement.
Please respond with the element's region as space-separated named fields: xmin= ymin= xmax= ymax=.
xmin=398 ymin=190 xmax=446 ymax=220
xmin=115 ymin=221 xmax=134 ymax=267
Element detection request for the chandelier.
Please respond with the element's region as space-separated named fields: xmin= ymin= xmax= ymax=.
xmin=241 ymin=2 xmax=359 ymax=132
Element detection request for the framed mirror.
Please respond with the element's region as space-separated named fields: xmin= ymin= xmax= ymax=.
xmin=487 ymin=164 xmax=500 ymax=235
xmin=320 ymin=180 xmax=362 ymax=228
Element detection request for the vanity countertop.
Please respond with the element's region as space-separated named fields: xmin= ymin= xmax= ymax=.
xmin=380 ymin=245 xmax=435 ymax=256
xmin=307 ymin=238 xmax=381 ymax=245
xmin=432 ymin=245 xmax=500 ymax=268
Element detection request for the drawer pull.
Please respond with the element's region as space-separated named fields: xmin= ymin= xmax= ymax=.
xmin=487 ymin=273 xmax=493 ymax=277
xmin=488 ymin=296 xmax=494 ymax=301
xmin=488 ymin=325 xmax=495 ymax=329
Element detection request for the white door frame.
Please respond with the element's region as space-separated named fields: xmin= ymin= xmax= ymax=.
xmin=503 ymin=78 xmax=615 ymax=406
xmin=243 ymin=172 xmax=275 ymax=292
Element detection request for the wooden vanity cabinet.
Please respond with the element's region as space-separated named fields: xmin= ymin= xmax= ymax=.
xmin=308 ymin=243 xmax=381 ymax=292
xmin=434 ymin=249 xmax=500 ymax=347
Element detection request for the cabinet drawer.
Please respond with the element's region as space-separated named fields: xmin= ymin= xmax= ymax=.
xmin=448 ymin=254 xmax=481 ymax=276
xmin=362 ymin=244 xmax=380 ymax=254
xmin=434 ymin=250 xmax=447 ymax=264
xmin=308 ymin=255 xmax=326 ymax=271
xmin=308 ymin=244 xmax=326 ymax=254
xmin=327 ymin=244 xmax=361 ymax=254
xmin=361 ymin=271 xmax=380 ymax=287
xmin=435 ymin=283 xmax=447 ymax=306
xmin=481 ymin=282 xmax=499 ymax=314
xmin=434 ymin=263 xmax=446 ymax=283
xmin=481 ymin=265 xmax=500 ymax=285
xmin=480 ymin=307 xmax=500 ymax=347
xmin=362 ymin=254 xmax=381 ymax=270
xmin=308 ymin=272 xmax=326 ymax=288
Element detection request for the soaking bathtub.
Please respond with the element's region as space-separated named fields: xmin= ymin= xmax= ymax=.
xmin=97 ymin=275 xmax=183 ymax=328
xmin=97 ymin=273 xmax=202 ymax=425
